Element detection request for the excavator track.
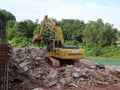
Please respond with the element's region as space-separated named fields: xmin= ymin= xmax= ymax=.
xmin=44 ymin=57 xmax=60 ymax=68
xmin=44 ymin=56 xmax=81 ymax=68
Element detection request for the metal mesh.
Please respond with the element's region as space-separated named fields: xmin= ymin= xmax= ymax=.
xmin=0 ymin=44 xmax=12 ymax=90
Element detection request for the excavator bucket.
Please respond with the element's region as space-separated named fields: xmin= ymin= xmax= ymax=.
xmin=32 ymin=35 xmax=42 ymax=43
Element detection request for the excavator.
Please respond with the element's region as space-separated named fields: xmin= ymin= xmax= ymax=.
xmin=33 ymin=15 xmax=84 ymax=67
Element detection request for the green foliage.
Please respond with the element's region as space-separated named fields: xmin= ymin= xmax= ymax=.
xmin=58 ymin=19 xmax=85 ymax=42
xmin=100 ymin=45 xmax=120 ymax=58
xmin=6 ymin=19 xmax=38 ymax=47
xmin=2 ymin=9 xmax=120 ymax=58
xmin=0 ymin=9 xmax=16 ymax=21
xmin=82 ymin=19 xmax=118 ymax=56
xmin=18 ymin=20 xmax=36 ymax=38
xmin=7 ymin=20 xmax=17 ymax=39
xmin=8 ymin=37 xmax=31 ymax=47
xmin=83 ymin=19 xmax=117 ymax=47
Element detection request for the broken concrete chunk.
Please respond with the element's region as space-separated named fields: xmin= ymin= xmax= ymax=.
xmin=48 ymin=81 xmax=57 ymax=87
xmin=96 ymin=63 xmax=105 ymax=69
xmin=72 ymin=72 xmax=81 ymax=78
xmin=98 ymin=68 xmax=110 ymax=76
xmin=66 ymin=76 xmax=72 ymax=84
xmin=80 ymin=59 xmax=93 ymax=65
xmin=32 ymin=88 xmax=43 ymax=90
xmin=59 ymin=76 xmax=72 ymax=86
xmin=89 ymin=70 xmax=104 ymax=81
xmin=68 ymin=83 xmax=78 ymax=88
xmin=35 ymin=57 xmax=43 ymax=60
xmin=60 ymin=78 xmax=66 ymax=86
xmin=96 ymin=80 xmax=108 ymax=86
xmin=48 ymin=68 xmax=57 ymax=78
xmin=115 ymin=68 xmax=120 ymax=73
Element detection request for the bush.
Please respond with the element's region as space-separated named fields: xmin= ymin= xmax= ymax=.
xmin=8 ymin=37 xmax=31 ymax=47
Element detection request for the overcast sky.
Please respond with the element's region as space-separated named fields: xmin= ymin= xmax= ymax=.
xmin=0 ymin=0 xmax=120 ymax=30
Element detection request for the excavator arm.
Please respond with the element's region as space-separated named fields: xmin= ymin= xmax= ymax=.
xmin=32 ymin=15 xmax=47 ymax=43
xmin=33 ymin=15 xmax=64 ymax=46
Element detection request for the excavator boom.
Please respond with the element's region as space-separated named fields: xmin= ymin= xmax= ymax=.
xmin=32 ymin=16 xmax=47 ymax=43
xmin=33 ymin=15 xmax=64 ymax=45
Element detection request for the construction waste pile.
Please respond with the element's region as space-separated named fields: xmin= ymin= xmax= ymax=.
xmin=9 ymin=46 xmax=120 ymax=90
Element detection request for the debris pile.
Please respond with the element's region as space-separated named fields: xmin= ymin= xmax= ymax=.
xmin=10 ymin=46 xmax=120 ymax=90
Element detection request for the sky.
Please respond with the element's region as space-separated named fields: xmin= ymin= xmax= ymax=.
xmin=0 ymin=0 xmax=120 ymax=30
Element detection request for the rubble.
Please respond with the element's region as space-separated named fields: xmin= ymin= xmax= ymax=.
xmin=9 ymin=46 xmax=120 ymax=90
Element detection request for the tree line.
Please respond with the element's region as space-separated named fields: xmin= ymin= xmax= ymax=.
xmin=0 ymin=9 xmax=120 ymax=58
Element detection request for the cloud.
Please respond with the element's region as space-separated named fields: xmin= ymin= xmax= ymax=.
xmin=0 ymin=0 xmax=120 ymax=30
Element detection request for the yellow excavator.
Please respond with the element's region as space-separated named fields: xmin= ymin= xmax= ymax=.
xmin=33 ymin=15 xmax=84 ymax=67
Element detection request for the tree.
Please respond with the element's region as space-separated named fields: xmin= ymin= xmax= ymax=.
xmin=18 ymin=20 xmax=36 ymax=38
xmin=58 ymin=19 xmax=85 ymax=44
xmin=101 ymin=23 xmax=117 ymax=46
xmin=0 ymin=9 xmax=16 ymax=44
xmin=0 ymin=9 xmax=16 ymax=21
xmin=82 ymin=19 xmax=118 ymax=56
xmin=7 ymin=20 xmax=37 ymax=47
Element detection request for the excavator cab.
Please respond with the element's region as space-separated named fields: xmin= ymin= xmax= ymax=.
xmin=54 ymin=39 xmax=62 ymax=48
xmin=47 ymin=39 xmax=78 ymax=51
xmin=46 ymin=39 xmax=62 ymax=53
